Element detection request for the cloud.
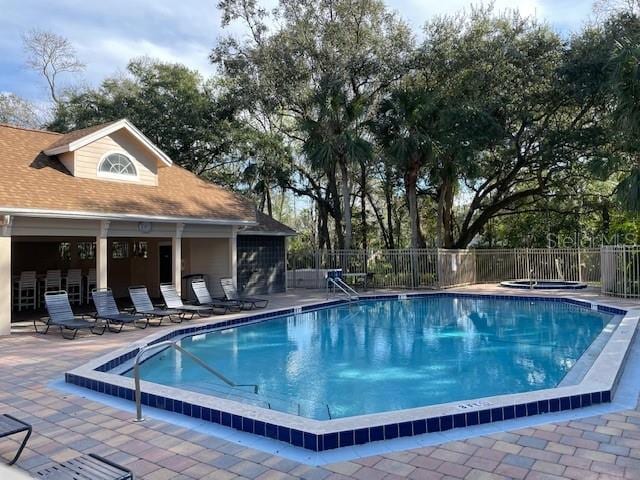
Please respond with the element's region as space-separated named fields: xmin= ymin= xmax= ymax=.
xmin=0 ymin=0 xmax=595 ymax=103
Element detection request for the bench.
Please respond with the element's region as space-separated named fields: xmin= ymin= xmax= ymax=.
xmin=0 ymin=414 xmax=31 ymax=465
xmin=34 ymin=454 xmax=134 ymax=479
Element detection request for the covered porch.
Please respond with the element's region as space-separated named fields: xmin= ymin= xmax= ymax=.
xmin=0 ymin=214 xmax=238 ymax=335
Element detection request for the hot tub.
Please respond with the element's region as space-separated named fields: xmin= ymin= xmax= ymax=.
xmin=500 ymin=279 xmax=588 ymax=289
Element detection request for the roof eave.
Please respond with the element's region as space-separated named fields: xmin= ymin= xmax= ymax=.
xmin=238 ymin=230 xmax=297 ymax=237
xmin=0 ymin=207 xmax=257 ymax=226
xmin=43 ymin=119 xmax=173 ymax=167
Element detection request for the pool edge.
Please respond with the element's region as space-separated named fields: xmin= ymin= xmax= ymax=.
xmin=65 ymin=292 xmax=638 ymax=452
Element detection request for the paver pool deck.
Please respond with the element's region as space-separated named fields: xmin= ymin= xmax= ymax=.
xmin=1 ymin=285 xmax=640 ymax=480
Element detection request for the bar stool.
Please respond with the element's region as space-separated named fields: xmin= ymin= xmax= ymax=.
xmin=86 ymin=268 xmax=97 ymax=304
xmin=44 ymin=270 xmax=62 ymax=293
xmin=66 ymin=269 xmax=83 ymax=305
xmin=17 ymin=271 xmax=37 ymax=311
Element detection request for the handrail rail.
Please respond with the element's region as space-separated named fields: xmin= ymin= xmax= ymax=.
xmin=133 ymin=340 xmax=259 ymax=422
xmin=326 ymin=277 xmax=359 ymax=300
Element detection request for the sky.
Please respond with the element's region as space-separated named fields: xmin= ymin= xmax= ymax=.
xmin=0 ymin=0 xmax=596 ymax=104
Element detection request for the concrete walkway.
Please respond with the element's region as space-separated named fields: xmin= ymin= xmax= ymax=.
xmin=1 ymin=287 xmax=639 ymax=479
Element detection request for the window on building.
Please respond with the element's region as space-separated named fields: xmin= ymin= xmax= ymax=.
xmin=111 ymin=241 xmax=129 ymax=259
xmin=77 ymin=241 xmax=96 ymax=260
xmin=133 ymin=241 xmax=148 ymax=259
xmin=59 ymin=242 xmax=71 ymax=261
xmin=98 ymin=153 xmax=137 ymax=177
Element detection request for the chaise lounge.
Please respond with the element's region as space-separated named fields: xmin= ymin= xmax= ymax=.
xmin=128 ymin=285 xmax=182 ymax=325
xmin=219 ymin=277 xmax=269 ymax=309
xmin=191 ymin=279 xmax=240 ymax=313
xmin=159 ymin=283 xmax=219 ymax=319
xmin=0 ymin=413 xmax=31 ymax=465
xmin=37 ymin=291 xmax=107 ymax=340
xmin=92 ymin=288 xmax=149 ymax=332
xmin=34 ymin=453 xmax=134 ymax=479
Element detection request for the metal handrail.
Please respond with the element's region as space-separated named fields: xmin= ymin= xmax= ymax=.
xmin=133 ymin=340 xmax=259 ymax=422
xmin=326 ymin=277 xmax=359 ymax=300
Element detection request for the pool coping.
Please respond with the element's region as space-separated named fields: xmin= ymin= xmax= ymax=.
xmin=65 ymin=291 xmax=638 ymax=452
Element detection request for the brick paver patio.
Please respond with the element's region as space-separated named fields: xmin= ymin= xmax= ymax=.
xmin=1 ymin=287 xmax=639 ymax=479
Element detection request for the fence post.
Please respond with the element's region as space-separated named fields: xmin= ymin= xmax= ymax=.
xmin=410 ymin=249 xmax=416 ymax=289
xmin=577 ymin=246 xmax=583 ymax=283
xmin=623 ymin=245 xmax=628 ymax=298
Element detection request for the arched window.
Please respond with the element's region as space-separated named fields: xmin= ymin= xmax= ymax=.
xmin=98 ymin=153 xmax=137 ymax=177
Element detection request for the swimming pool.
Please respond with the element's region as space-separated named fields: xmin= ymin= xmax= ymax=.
xmin=67 ymin=292 xmax=635 ymax=451
xmin=127 ymin=296 xmax=610 ymax=420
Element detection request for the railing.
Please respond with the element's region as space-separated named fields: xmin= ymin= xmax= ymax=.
xmin=601 ymin=245 xmax=640 ymax=298
xmin=326 ymin=277 xmax=359 ymax=300
xmin=131 ymin=340 xmax=337 ymax=420
xmin=474 ymin=248 xmax=600 ymax=284
xmin=287 ymin=247 xmax=602 ymax=290
xmin=133 ymin=340 xmax=259 ymax=422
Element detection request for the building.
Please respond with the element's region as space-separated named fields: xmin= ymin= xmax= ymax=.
xmin=0 ymin=119 xmax=294 ymax=335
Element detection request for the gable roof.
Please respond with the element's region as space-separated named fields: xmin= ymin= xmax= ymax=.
xmin=43 ymin=119 xmax=173 ymax=167
xmin=0 ymin=123 xmax=256 ymax=224
xmin=238 ymin=211 xmax=296 ymax=236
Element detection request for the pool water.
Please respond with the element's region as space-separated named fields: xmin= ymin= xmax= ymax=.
xmin=128 ymin=297 xmax=611 ymax=420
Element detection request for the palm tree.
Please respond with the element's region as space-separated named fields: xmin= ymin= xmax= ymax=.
xmin=610 ymin=22 xmax=640 ymax=212
xmin=373 ymin=86 xmax=437 ymax=248
xmin=301 ymin=80 xmax=372 ymax=249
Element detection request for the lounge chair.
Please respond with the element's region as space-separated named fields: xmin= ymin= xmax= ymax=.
xmin=92 ymin=288 xmax=149 ymax=332
xmin=34 ymin=453 xmax=134 ymax=479
xmin=219 ymin=277 xmax=269 ymax=309
xmin=0 ymin=414 xmax=31 ymax=465
xmin=128 ymin=286 xmax=182 ymax=325
xmin=159 ymin=283 xmax=218 ymax=319
xmin=37 ymin=291 xmax=107 ymax=340
xmin=190 ymin=279 xmax=240 ymax=313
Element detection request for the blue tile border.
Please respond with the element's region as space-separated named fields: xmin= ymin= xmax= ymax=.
xmin=66 ymin=293 xmax=626 ymax=452
xmin=67 ymin=368 xmax=612 ymax=452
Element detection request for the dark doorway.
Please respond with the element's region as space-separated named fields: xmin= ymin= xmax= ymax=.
xmin=159 ymin=245 xmax=172 ymax=284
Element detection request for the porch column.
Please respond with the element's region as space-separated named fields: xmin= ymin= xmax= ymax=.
xmin=229 ymin=227 xmax=238 ymax=288
xmin=173 ymin=223 xmax=184 ymax=295
xmin=96 ymin=220 xmax=109 ymax=290
xmin=0 ymin=215 xmax=12 ymax=336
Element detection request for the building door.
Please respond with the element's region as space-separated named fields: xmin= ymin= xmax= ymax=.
xmin=159 ymin=245 xmax=172 ymax=284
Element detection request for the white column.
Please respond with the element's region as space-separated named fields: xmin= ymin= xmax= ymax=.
xmin=96 ymin=221 xmax=109 ymax=290
xmin=173 ymin=223 xmax=184 ymax=295
xmin=229 ymin=227 xmax=238 ymax=288
xmin=0 ymin=216 xmax=12 ymax=336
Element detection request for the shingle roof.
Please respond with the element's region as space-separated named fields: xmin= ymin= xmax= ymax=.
xmin=44 ymin=121 xmax=120 ymax=151
xmin=238 ymin=211 xmax=296 ymax=236
xmin=0 ymin=123 xmax=257 ymax=224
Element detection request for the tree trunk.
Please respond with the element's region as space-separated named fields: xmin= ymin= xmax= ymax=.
xmin=317 ymin=201 xmax=331 ymax=250
xmin=360 ymin=160 xmax=368 ymax=250
xmin=339 ymin=159 xmax=352 ymax=250
xmin=265 ymin=187 xmax=273 ymax=218
xmin=327 ymin=169 xmax=344 ymax=248
xmin=442 ymin=177 xmax=455 ymax=248
xmin=602 ymin=202 xmax=610 ymax=237
xmin=404 ymin=157 xmax=424 ymax=249
xmin=384 ymin=166 xmax=396 ymax=249
xmin=367 ymin=190 xmax=390 ymax=249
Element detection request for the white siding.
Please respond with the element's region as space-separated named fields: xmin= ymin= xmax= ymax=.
xmin=71 ymin=129 xmax=159 ymax=186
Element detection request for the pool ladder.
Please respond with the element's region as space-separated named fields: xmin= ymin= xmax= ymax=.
xmin=132 ymin=340 xmax=259 ymax=422
xmin=326 ymin=277 xmax=359 ymax=301
xmin=132 ymin=340 xmax=335 ymax=421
